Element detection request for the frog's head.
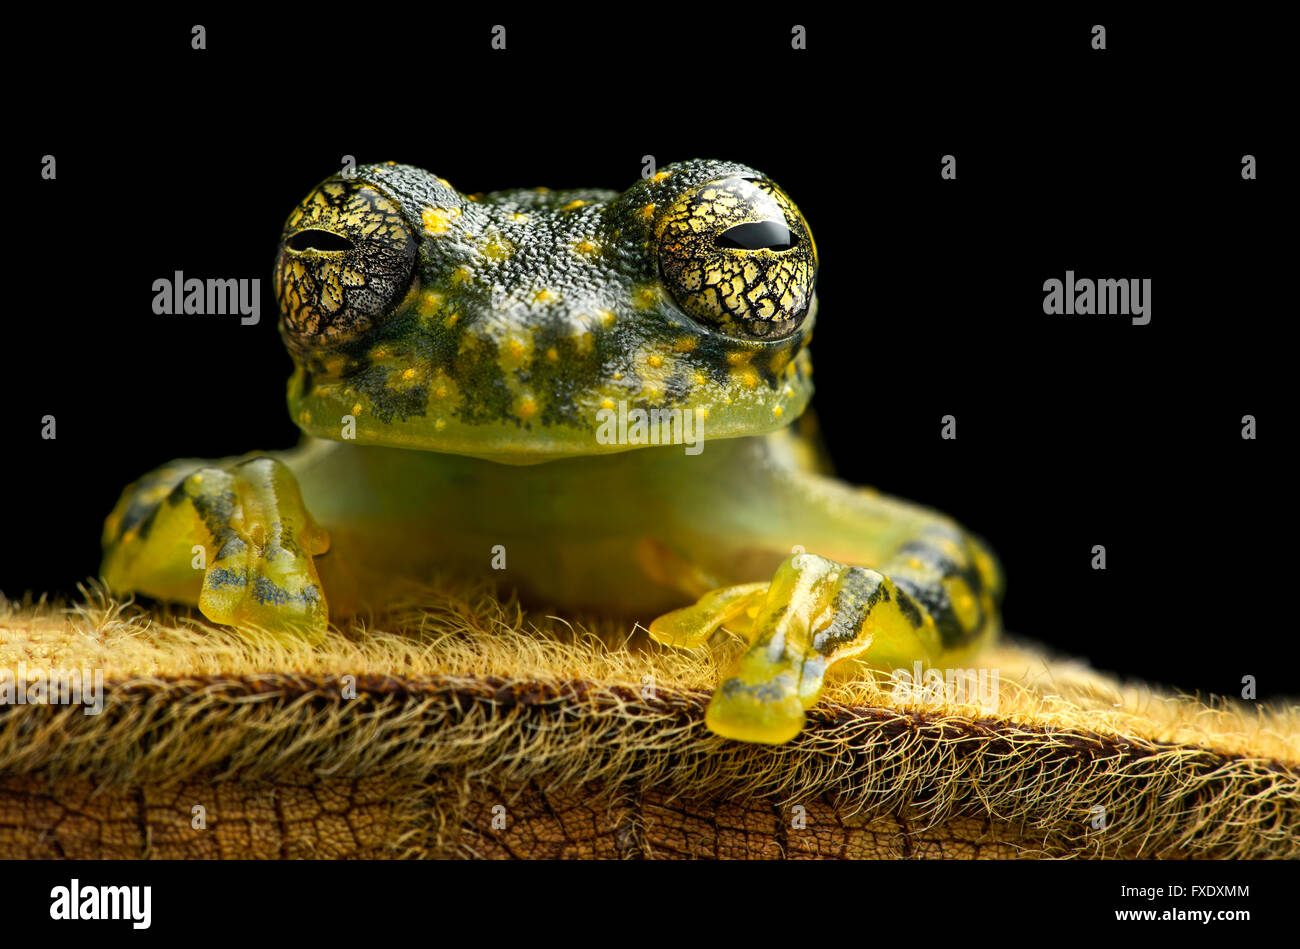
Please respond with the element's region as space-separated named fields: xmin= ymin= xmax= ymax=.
xmin=273 ymin=159 xmax=817 ymax=463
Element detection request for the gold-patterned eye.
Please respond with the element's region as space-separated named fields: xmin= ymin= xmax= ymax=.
xmin=656 ymin=177 xmax=816 ymax=339
xmin=274 ymin=178 xmax=417 ymax=348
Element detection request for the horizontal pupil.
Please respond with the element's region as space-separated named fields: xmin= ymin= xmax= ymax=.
xmin=288 ymin=229 xmax=355 ymax=252
xmin=715 ymin=220 xmax=796 ymax=251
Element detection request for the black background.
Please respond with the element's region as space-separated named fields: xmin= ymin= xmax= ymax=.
xmin=16 ymin=857 xmax=1288 ymax=934
xmin=6 ymin=12 xmax=1291 ymax=700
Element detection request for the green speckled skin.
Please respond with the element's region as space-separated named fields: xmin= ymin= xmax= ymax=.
xmin=102 ymin=160 xmax=1003 ymax=743
xmin=278 ymin=161 xmax=815 ymax=461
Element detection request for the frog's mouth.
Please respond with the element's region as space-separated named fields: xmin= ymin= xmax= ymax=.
xmin=286 ymin=301 xmax=816 ymax=466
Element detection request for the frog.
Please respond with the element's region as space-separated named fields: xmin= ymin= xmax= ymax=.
xmin=101 ymin=159 xmax=1003 ymax=745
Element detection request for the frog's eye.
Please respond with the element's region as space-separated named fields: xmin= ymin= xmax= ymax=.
xmin=657 ymin=176 xmax=817 ymax=339
xmin=274 ymin=180 xmax=417 ymax=348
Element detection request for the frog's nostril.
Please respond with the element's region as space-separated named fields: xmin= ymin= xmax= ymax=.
xmin=287 ymin=229 xmax=355 ymax=253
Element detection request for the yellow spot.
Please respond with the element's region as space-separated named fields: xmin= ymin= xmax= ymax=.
xmin=446 ymin=312 xmax=460 ymax=326
xmin=436 ymin=177 xmax=452 ymax=188
xmin=323 ymin=355 xmax=346 ymax=374
xmin=435 ymin=419 xmax=447 ymax=431
xmin=371 ymin=347 xmax=389 ymax=359
xmin=727 ymin=351 xmax=754 ymax=367
xmin=672 ymin=336 xmax=698 ymax=353
xmin=435 ymin=384 xmax=449 ymax=399
xmin=612 ymin=371 xmax=624 ymax=381
xmin=422 ymin=290 xmax=445 ymax=311
xmin=598 ymin=309 xmax=616 ymax=327
xmin=534 ymin=186 xmax=550 ymax=193
xmin=533 ymin=288 xmax=558 ymax=304
xmin=574 ymin=239 xmax=598 ymax=255
xmin=546 ymin=347 xmax=559 ymax=361
xmin=634 ymin=287 xmax=658 ymax=309
xmin=652 ymin=170 xmax=670 ymax=182
xmin=738 ymin=369 xmax=758 ymax=388
xmin=936 ymin=538 xmax=965 ymax=560
xmin=638 ymin=204 xmax=655 ymax=221
xmin=693 ymin=373 xmax=706 ymax=385
xmin=773 ymin=405 xmax=784 ymax=419
xmin=452 ymin=266 xmax=472 ymax=285
xmin=512 ymin=212 xmax=531 ymax=222
xmin=421 ymin=206 xmax=459 ymax=235
xmin=351 ymin=403 xmax=362 ymax=415
xmin=600 ymin=398 xmax=615 ymax=410
xmin=482 ymin=236 xmax=513 ymax=260
xmin=944 ymin=577 xmax=982 ymax=630
xmin=647 ymin=354 xmax=663 ymax=368
xmin=300 ymin=411 xmax=312 ymax=425
xmin=466 ymin=193 xmax=481 ymax=202
xmin=561 ymin=199 xmax=586 ymax=211
xmin=401 ymin=368 xmax=417 ymax=381
xmin=518 ymin=396 xmax=538 ymax=419
xmin=507 ymin=338 xmax=528 ymax=361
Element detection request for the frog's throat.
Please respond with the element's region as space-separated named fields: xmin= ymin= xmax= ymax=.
xmin=286 ymin=355 xmax=813 ymax=465
xmin=285 ymin=333 xmax=815 ymax=465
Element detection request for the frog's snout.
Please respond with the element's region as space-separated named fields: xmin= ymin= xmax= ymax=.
xmin=273 ymin=177 xmax=418 ymax=350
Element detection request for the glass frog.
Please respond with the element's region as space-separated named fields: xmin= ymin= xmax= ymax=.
xmin=102 ymin=160 xmax=1002 ymax=744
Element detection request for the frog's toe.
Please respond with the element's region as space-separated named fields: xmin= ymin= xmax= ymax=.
xmin=707 ymin=670 xmax=807 ymax=744
xmin=666 ymin=553 xmax=900 ymax=744
xmin=198 ymin=531 xmax=328 ymax=640
xmin=103 ymin=455 xmax=332 ymax=641
xmin=193 ymin=458 xmax=331 ymax=641
xmin=657 ymin=527 xmax=1001 ymax=744
xmin=647 ymin=581 xmax=767 ymax=648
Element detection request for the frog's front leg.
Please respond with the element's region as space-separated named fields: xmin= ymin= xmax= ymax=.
xmin=649 ymin=435 xmax=1002 ymax=744
xmin=102 ymin=456 xmax=330 ymax=639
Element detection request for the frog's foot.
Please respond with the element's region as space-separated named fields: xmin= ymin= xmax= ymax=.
xmin=103 ymin=456 xmax=331 ymax=641
xmin=650 ymin=548 xmax=993 ymax=744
